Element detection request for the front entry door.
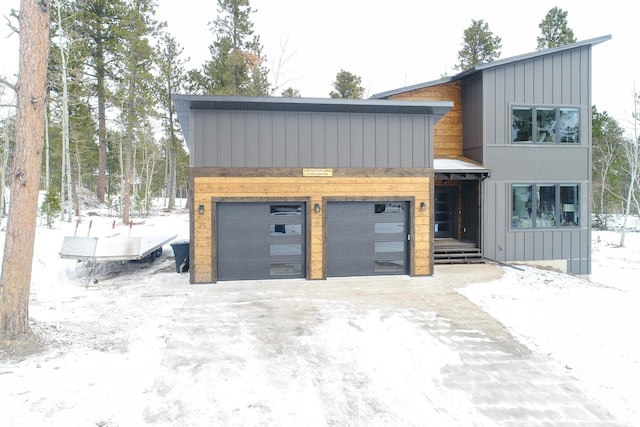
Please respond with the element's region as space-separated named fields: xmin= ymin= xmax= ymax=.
xmin=435 ymin=187 xmax=457 ymax=239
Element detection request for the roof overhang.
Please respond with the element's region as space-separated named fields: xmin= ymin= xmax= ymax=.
xmin=434 ymin=156 xmax=491 ymax=180
xmin=172 ymin=95 xmax=454 ymax=145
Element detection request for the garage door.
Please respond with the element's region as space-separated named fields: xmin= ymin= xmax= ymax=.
xmin=217 ymin=202 xmax=306 ymax=281
xmin=327 ymin=201 xmax=408 ymax=277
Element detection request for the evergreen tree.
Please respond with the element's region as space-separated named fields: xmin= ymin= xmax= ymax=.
xmin=115 ymin=0 xmax=163 ymax=224
xmin=329 ymin=70 xmax=364 ymax=99
xmin=537 ymin=7 xmax=576 ymax=50
xmin=72 ymin=0 xmax=126 ymax=203
xmin=156 ymin=34 xmax=187 ymax=209
xmin=281 ymin=87 xmax=300 ymax=97
xmin=191 ymin=0 xmax=270 ymax=96
xmin=455 ymin=19 xmax=502 ymax=71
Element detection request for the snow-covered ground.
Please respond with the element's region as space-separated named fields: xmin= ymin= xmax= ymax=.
xmin=461 ymin=223 xmax=640 ymax=425
xmin=0 ymin=206 xmax=638 ymax=425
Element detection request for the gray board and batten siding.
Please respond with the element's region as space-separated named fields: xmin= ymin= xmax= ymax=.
xmin=173 ymin=96 xmax=452 ymax=169
xmin=462 ymin=37 xmax=609 ymax=275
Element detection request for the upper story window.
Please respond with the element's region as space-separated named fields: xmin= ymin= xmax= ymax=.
xmin=511 ymin=106 xmax=580 ymax=144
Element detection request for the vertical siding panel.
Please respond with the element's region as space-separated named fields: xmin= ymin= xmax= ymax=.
xmin=311 ymin=115 xmax=325 ymax=167
xmin=552 ymin=55 xmax=562 ymax=104
xmin=218 ymin=111 xmax=232 ymax=167
xmin=483 ymin=181 xmax=497 ymax=260
xmin=534 ymin=232 xmax=544 ymax=258
xmin=273 ymin=113 xmax=286 ymax=167
xmin=514 ymin=62 xmax=524 ymax=103
xmin=198 ymin=110 xmax=210 ymax=167
xmin=363 ymin=115 xmax=376 ymax=167
xmin=561 ymin=52 xmax=572 ymax=103
xmin=495 ymin=182 xmax=507 ymax=262
xmin=245 ymin=112 xmax=259 ymax=167
xmin=533 ymin=58 xmax=544 ymax=104
xmin=299 ymin=113 xmax=312 ymax=167
xmin=400 ymin=116 xmax=412 ymax=168
xmin=524 ymin=60 xmax=534 ymax=102
xmin=325 ymin=114 xmax=338 ymax=167
xmin=337 ymin=115 xmax=350 ymax=167
xmin=388 ymin=116 xmax=401 ymax=167
xmin=571 ymin=50 xmax=581 ymax=104
xmin=231 ymin=112 xmax=246 ymax=167
xmin=426 ymin=117 xmax=434 ymax=167
xmin=412 ymin=116 xmax=426 ymax=168
xmin=375 ymin=115 xmax=388 ymax=168
xmin=543 ymin=56 xmax=554 ymax=103
xmin=350 ymin=115 xmax=364 ymax=167
xmin=203 ymin=111 xmax=217 ymax=167
xmin=258 ymin=113 xmax=273 ymax=167
xmin=285 ymin=113 xmax=299 ymax=167
xmin=493 ymin=68 xmax=504 ymax=145
xmin=543 ymin=230 xmax=553 ymax=259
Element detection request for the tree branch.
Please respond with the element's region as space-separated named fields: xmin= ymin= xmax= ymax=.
xmin=0 ymin=75 xmax=17 ymax=93
xmin=5 ymin=9 xmax=19 ymax=35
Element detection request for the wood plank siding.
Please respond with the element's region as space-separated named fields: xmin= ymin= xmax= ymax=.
xmin=389 ymin=81 xmax=463 ymax=157
xmin=191 ymin=170 xmax=433 ymax=283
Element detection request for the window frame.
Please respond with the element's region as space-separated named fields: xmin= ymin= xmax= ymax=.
xmin=511 ymin=106 xmax=580 ymax=145
xmin=511 ymin=183 xmax=580 ymax=229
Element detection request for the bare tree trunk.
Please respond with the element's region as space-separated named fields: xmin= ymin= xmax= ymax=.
xmin=123 ymin=76 xmax=135 ymax=225
xmin=96 ymin=40 xmax=107 ymax=203
xmin=0 ymin=0 xmax=50 ymax=338
xmin=620 ymin=92 xmax=640 ymax=247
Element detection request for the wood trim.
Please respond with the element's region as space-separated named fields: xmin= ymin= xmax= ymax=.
xmin=192 ymin=167 xmax=435 ymax=178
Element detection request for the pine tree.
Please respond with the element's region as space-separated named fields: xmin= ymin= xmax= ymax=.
xmin=73 ymin=0 xmax=126 ymax=203
xmin=156 ymin=34 xmax=187 ymax=210
xmin=191 ymin=0 xmax=270 ymax=96
xmin=455 ymin=19 xmax=502 ymax=71
xmin=116 ymin=0 xmax=162 ymax=224
xmin=537 ymin=7 xmax=576 ymax=50
xmin=329 ymin=70 xmax=364 ymax=99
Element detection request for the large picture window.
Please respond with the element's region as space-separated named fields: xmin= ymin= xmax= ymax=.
xmin=511 ymin=106 xmax=580 ymax=144
xmin=512 ymin=184 xmax=580 ymax=228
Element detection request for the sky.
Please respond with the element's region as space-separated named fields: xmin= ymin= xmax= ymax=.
xmin=1 ymin=0 xmax=639 ymax=135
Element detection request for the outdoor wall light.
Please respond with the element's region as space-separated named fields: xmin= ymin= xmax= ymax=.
xmin=420 ymin=202 xmax=427 ymax=211
xmin=198 ymin=204 xmax=205 ymax=215
xmin=314 ymin=203 xmax=321 ymax=213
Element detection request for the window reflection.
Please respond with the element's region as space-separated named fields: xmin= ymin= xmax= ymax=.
xmin=374 ymin=241 xmax=404 ymax=253
xmin=560 ymin=185 xmax=579 ymax=226
xmin=270 ymin=244 xmax=302 ymax=256
xmin=374 ymin=260 xmax=405 ymax=272
xmin=270 ymin=205 xmax=302 ymax=216
xmin=536 ymin=108 xmax=556 ymax=143
xmin=270 ymin=263 xmax=302 ymax=276
xmin=512 ymin=185 xmax=532 ymax=228
xmin=559 ymin=109 xmax=580 ymax=143
xmin=374 ymin=222 xmax=404 ymax=234
xmin=536 ymin=185 xmax=556 ymax=227
xmin=512 ymin=107 xmax=533 ymax=142
xmin=374 ymin=203 xmax=405 ymax=214
xmin=270 ymin=224 xmax=302 ymax=236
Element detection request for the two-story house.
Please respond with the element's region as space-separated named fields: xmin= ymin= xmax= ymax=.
xmin=174 ymin=35 xmax=609 ymax=283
